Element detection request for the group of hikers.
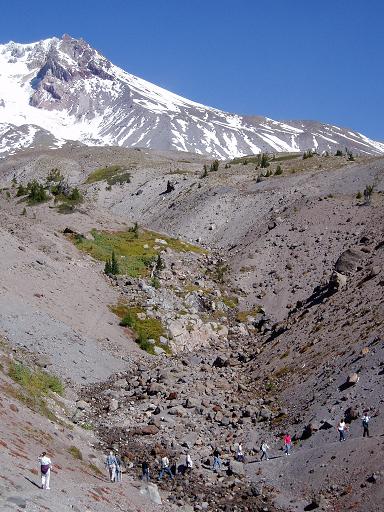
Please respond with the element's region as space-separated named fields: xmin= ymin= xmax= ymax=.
xmin=338 ymin=411 xmax=371 ymax=441
xmin=37 ymin=412 xmax=373 ymax=489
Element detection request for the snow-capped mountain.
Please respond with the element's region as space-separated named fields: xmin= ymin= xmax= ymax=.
xmin=0 ymin=35 xmax=383 ymax=158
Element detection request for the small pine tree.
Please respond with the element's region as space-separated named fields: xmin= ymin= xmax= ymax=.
xmin=201 ymin=165 xmax=208 ymax=178
xmin=110 ymin=251 xmax=120 ymax=275
xmin=347 ymin=152 xmax=355 ymax=161
xmin=16 ymin=184 xmax=27 ymax=197
xmin=68 ymin=187 xmax=82 ymax=202
xmin=132 ymin=221 xmax=139 ymax=238
xmin=303 ymin=149 xmax=314 ymax=160
xmin=155 ymin=254 xmax=165 ymax=272
xmin=364 ymin=185 xmax=374 ymax=205
xmin=27 ymin=180 xmax=48 ymax=203
xmin=335 ymin=149 xmax=343 ymax=157
xmin=274 ymin=165 xmax=283 ymax=175
xmin=104 ymin=258 xmax=112 ymax=275
xmin=21 ymin=207 xmax=27 ymax=216
xmin=356 ymin=191 xmax=362 ymax=199
xmin=260 ymin=153 xmax=270 ymax=168
xmin=210 ymin=160 xmax=219 ymax=172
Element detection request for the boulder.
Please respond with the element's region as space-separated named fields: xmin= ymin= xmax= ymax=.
xmin=184 ymin=397 xmax=200 ymax=409
xmin=179 ymin=505 xmax=194 ymax=512
xmin=259 ymin=407 xmax=273 ymax=421
xmin=370 ymin=265 xmax=381 ymax=277
xmin=347 ymin=373 xmax=360 ymax=385
xmin=114 ymin=378 xmax=128 ymax=388
xmin=108 ymin=399 xmax=119 ymax=412
xmin=182 ymin=432 xmax=198 ymax=449
xmin=140 ymin=483 xmax=162 ymax=505
xmin=250 ymin=482 xmax=263 ymax=497
xmin=335 ymin=248 xmax=365 ymax=274
xmin=76 ymin=400 xmax=89 ymax=411
xmin=148 ymin=382 xmax=163 ymax=395
xmin=135 ymin=425 xmax=160 ymax=436
xmin=229 ymin=460 xmax=245 ymax=476
xmin=345 ymin=406 xmax=359 ymax=422
xmin=212 ymin=355 xmax=228 ymax=368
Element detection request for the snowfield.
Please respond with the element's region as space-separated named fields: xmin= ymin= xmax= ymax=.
xmin=0 ymin=36 xmax=383 ymax=157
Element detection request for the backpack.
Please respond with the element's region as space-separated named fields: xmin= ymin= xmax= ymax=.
xmin=107 ymin=455 xmax=116 ymax=466
xmin=41 ymin=464 xmax=50 ymax=474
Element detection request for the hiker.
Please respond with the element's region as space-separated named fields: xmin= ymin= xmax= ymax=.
xmin=212 ymin=448 xmax=221 ymax=471
xmin=38 ymin=452 xmax=52 ymax=490
xmin=142 ymin=460 xmax=150 ymax=481
xmin=362 ymin=412 xmax=371 ymax=437
xmin=260 ymin=441 xmax=270 ymax=461
xmin=337 ymin=418 xmax=347 ymax=442
xmin=158 ymin=455 xmax=174 ymax=481
xmin=236 ymin=443 xmax=245 ymax=462
xmin=105 ymin=451 xmax=118 ymax=482
xmin=186 ymin=452 xmax=193 ymax=472
xmin=115 ymin=454 xmax=122 ymax=482
xmin=283 ymin=433 xmax=292 ymax=455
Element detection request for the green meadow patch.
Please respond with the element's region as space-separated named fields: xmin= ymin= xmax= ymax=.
xmin=110 ymin=304 xmax=170 ymax=355
xmin=84 ymin=165 xmax=132 ymax=185
xmin=72 ymin=228 xmax=205 ymax=277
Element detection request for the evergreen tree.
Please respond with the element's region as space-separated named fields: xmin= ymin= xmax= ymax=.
xmin=16 ymin=184 xmax=27 ymax=197
xmin=260 ymin=153 xmax=270 ymax=168
xmin=133 ymin=221 xmax=139 ymax=239
xmin=155 ymin=254 xmax=165 ymax=272
xmin=104 ymin=258 xmax=112 ymax=275
xmin=110 ymin=251 xmax=120 ymax=275
xmin=27 ymin=180 xmax=48 ymax=203
xmin=210 ymin=160 xmax=219 ymax=172
xmin=274 ymin=165 xmax=283 ymax=175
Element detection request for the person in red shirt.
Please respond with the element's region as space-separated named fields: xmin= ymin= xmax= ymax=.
xmin=283 ymin=434 xmax=292 ymax=455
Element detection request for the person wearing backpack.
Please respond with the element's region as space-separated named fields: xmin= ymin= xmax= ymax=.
xmin=105 ymin=451 xmax=118 ymax=482
xmin=158 ymin=456 xmax=174 ymax=481
xmin=260 ymin=441 xmax=270 ymax=461
xmin=362 ymin=412 xmax=371 ymax=437
xmin=38 ymin=452 xmax=52 ymax=490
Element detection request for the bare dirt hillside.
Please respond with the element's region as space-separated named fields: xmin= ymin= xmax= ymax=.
xmin=0 ymin=146 xmax=383 ymax=511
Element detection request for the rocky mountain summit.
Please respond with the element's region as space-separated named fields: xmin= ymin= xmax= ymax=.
xmin=1 ymin=35 xmax=384 ymax=157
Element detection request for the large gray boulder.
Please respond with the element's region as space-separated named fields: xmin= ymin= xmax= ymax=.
xmin=140 ymin=483 xmax=162 ymax=505
xmin=229 ymin=460 xmax=245 ymax=476
xmin=335 ymin=248 xmax=365 ymax=274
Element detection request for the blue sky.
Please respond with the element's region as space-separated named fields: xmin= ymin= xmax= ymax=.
xmin=1 ymin=0 xmax=383 ymax=139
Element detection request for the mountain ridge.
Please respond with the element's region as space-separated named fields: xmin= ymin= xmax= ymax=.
xmin=0 ymin=34 xmax=383 ymax=157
